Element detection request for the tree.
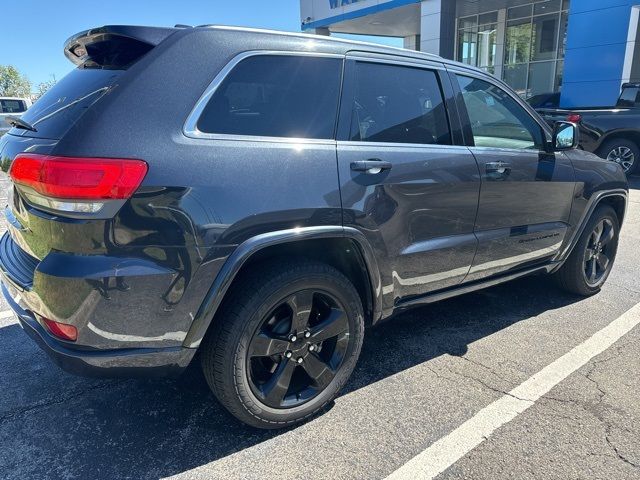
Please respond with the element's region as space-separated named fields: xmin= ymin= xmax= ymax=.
xmin=35 ymin=77 xmax=57 ymax=99
xmin=0 ymin=65 xmax=31 ymax=98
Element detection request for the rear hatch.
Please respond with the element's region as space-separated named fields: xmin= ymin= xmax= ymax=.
xmin=9 ymin=25 xmax=177 ymax=141
xmin=1 ymin=25 xmax=177 ymax=268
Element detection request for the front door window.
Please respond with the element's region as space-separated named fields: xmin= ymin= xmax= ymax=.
xmin=456 ymin=75 xmax=544 ymax=150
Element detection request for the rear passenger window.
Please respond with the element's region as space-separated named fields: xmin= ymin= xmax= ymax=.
xmin=197 ymin=55 xmax=342 ymax=139
xmin=456 ymin=75 xmax=544 ymax=150
xmin=348 ymin=62 xmax=451 ymax=145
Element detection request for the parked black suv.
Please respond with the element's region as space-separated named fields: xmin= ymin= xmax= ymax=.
xmin=0 ymin=25 xmax=628 ymax=428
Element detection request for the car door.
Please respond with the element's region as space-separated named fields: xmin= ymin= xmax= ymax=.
xmin=336 ymin=55 xmax=481 ymax=311
xmin=451 ymin=72 xmax=576 ymax=281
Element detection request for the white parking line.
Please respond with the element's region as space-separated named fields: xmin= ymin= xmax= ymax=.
xmin=0 ymin=310 xmax=14 ymax=319
xmin=386 ymin=301 xmax=640 ymax=480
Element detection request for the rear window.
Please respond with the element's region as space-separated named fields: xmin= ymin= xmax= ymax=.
xmin=0 ymin=99 xmax=27 ymax=113
xmin=18 ymin=68 xmax=123 ymax=139
xmin=347 ymin=62 xmax=451 ymax=145
xmin=197 ymin=55 xmax=343 ymax=139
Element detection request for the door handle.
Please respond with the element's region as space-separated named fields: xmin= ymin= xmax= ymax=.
xmin=350 ymin=159 xmax=393 ymax=174
xmin=485 ymin=161 xmax=511 ymax=176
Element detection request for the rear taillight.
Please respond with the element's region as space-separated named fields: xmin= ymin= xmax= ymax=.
xmin=566 ymin=114 xmax=582 ymax=123
xmin=41 ymin=317 xmax=78 ymax=342
xmin=9 ymin=154 xmax=147 ymax=214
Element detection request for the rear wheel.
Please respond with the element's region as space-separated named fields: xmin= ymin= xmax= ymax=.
xmin=201 ymin=260 xmax=364 ymax=429
xmin=600 ymin=138 xmax=639 ymax=174
xmin=554 ymin=205 xmax=620 ymax=296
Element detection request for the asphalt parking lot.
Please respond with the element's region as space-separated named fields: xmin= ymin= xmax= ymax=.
xmin=0 ymin=175 xmax=639 ymax=480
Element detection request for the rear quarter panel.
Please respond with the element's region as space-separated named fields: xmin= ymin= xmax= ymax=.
xmin=6 ymin=30 xmax=346 ymax=350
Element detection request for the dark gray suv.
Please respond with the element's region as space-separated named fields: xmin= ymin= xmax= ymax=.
xmin=0 ymin=25 xmax=628 ymax=428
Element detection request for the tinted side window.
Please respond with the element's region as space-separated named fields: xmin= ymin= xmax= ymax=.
xmin=197 ymin=55 xmax=342 ymax=139
xmin=348 ymin=62 xmax=451 ymax=145
xmin=456 ymin=75 xmax=544 ymax=150
xmin=0 ymin=100 xmax=26 ymax=113
xmin=617 ymin=87 xmax=640 ymax=108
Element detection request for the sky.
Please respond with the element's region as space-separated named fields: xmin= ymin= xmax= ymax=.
xmin=0 ymin=0 xmax=402 ymax=88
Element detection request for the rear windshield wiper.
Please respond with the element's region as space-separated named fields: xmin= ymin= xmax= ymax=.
xmin=5 ymin=115 xmax=37 ymax=132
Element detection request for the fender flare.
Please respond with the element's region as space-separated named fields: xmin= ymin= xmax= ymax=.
xmin=552 ymin=189 xmax=628 ymax=270
xmin=594 ymin=129 xmax=640 ymax=153
xmin=182 ymin=225 xmax=382 ymax=348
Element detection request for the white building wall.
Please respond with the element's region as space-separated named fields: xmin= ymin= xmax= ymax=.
xmin=301 ymin=0 xmax=453 ymax=58
xmin=419 ymin=0 xmax=442 ymax=55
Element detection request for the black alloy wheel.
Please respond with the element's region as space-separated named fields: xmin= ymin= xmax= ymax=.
xmin=200 ymin=261 xmax=364 ymax=429
xmin=246 ymin=289 xmax=350 ymax=408
xmin=583 ymin=218 xmax=615 ymax=287
xmin=554 ymin=204 xmax=619 ymax=296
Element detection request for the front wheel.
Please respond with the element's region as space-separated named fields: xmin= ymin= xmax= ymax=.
xmin=201 ymin=260 xmax=365 ymax=429
xmin=554 ymin=205 xmax=620 ymax=296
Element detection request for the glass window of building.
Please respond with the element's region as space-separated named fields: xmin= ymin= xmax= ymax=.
xmin=457 ymin=12 xmax=498 ymax=74
xmin=456 ymin=0 xmax=570 ymax=99
xmin=505 ymin=18 xmax=532 ymax=64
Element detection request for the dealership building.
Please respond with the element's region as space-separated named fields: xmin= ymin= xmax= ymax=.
xmin=300 ymin=0 xmax=640 ymax=108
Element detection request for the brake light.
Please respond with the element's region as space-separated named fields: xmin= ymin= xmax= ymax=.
xmin=9 ymin=154 xmax=147 ymax=214
xmin=566 ymin=114 xmax=582 ymax=123
xmin=42 ymin=318 xmax=78 ymax=342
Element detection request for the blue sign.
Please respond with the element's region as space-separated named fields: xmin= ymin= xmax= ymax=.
xmin=330 ymin=0 xmax=366 ymax=8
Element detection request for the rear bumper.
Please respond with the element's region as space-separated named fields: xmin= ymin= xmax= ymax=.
xmin=1 ymin=281 xmax=195 ymax=378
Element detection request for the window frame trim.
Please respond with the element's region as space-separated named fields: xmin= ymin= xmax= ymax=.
xmin=183 ymin=50 xmax=345 ymax=144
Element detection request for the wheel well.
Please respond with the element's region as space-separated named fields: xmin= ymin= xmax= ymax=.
xmin=599 ymin=195 xmax=627 ymax=225
xmin=230 ymin=238 xmax=375 ymax=324
xmin=597 ymin=131 xmax=640 ymax=154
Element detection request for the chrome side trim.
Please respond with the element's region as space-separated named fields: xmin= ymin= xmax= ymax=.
xmin=336 ymin=140 xmax=470 ymax=150
xmin=182 ymin=225 xmax=382 ymax=348
xmin=346 ymin=52 xmax=445 ymax=71
xmin=183 ymin=50 xmax=344 ymax=142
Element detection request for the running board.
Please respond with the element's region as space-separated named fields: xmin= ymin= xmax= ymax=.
xmin=395 ymin=263 xmax=559 ymax=310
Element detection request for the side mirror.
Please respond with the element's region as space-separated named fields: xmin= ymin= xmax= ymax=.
xmin=552 ymin=121 xmax=579 ymax=151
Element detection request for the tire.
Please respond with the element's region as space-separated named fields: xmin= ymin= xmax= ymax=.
xmin=200 ymin=260 xmax=365 ymax=429
xmin=599 ymin=138 xmax=640 ymax=174
xmin=554 ymin=205 xmax=620 ymax=296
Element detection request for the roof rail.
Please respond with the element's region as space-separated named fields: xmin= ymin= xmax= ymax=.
xmin=196 ymin=24 xmax=443 ymax=60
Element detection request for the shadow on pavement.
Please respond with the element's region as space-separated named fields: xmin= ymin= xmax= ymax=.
xmin=0 ymin=275 xmax=583 ymax=479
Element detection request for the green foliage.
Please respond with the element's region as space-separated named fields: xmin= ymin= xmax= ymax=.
xmin=0 ymin=65 xmax=32 ymax=98
xmin=35 ymin=78 xmax=57 ymax=99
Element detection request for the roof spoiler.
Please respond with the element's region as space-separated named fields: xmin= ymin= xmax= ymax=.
xmin=64 ymin=25 xmax=180 ymax=68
